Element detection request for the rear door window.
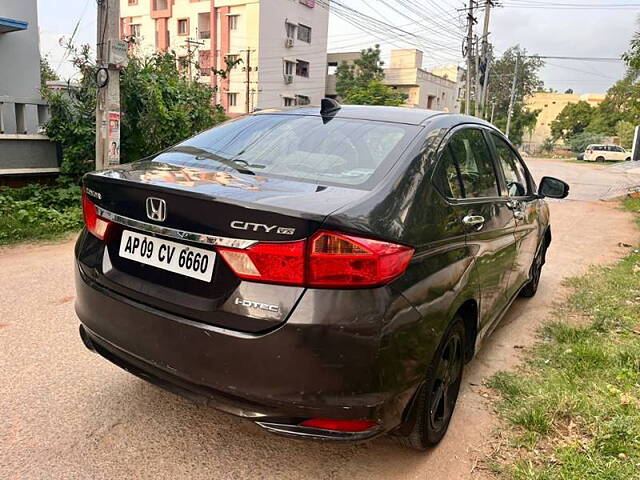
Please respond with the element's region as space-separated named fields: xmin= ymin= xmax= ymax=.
xmin=159 ymin=114 xmax=420 ymax=189
xmin=491 ymin=133 xmax=530 ymax=197
xmin=448 ymin=128 xmax=500 ymax=198
xmin=433 ymin=146 xmax=465 ymax=199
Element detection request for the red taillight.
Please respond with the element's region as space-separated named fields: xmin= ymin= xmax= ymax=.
xmin=82 ymin=189 xmax=112 ymax=241
xmin=299 ymin=418 xmax=378 ymax=432
xmin=308 ymin=231 xmax=414 ymax=287
xmin=218 ymin=230 xmax=413 ymax=288
xmin=217 ymin=240 xmax=306 ymax=285
xmin=587 ymin=149 xmax=593 ymax=154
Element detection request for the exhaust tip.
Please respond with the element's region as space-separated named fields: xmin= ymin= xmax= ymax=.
xmin=79 ymin=324 xmax=96 ymax=352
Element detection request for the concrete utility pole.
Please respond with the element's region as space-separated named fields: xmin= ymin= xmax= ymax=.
xmin=478 ymin=0 xmax=493 ymax=117
xmin=482 ymin=51 xmax=492 ymax=118
xmin=505 ymin=52 xmax=520 ymax=139
xmin=185 ymin=38 xmax=205 ymax=81
xmin=474 ymin=35 xmax=480 ymax=116
xmin=242 ymin=48 xmax=256 ymax=114
xmin=464 ymin=1 xmax=476 ymax=115
xmin=95 ymin=0 xmax=122 ymax=170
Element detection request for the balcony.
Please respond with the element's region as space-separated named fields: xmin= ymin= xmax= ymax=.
xmin=198 ymin=30 xmax=210 ymax=39
xmin=0 ymin=96 xmax=60 ymax=178
xmin=151 ymin=0 xmax=171 ymax=19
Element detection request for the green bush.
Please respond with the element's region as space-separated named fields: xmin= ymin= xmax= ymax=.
xmin=42 ymin=44 xmax=229 ymax=179
xmin=0 ymin=183 xmax=83 ymax=245
xmin=567 ymin=131 xmax=605 ymax=152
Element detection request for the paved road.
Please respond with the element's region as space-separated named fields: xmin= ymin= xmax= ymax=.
xmin=1 ymin=159 xmax=639 ymax=479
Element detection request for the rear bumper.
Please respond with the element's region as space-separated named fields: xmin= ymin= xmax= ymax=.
xmin=74 ymin=262 xmax=420 ymax=440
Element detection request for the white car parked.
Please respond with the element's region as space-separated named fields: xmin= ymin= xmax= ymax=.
xmin=583 ymin=144 xmax=631 ymax=162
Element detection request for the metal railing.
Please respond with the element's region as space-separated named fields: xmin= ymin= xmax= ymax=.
xmin=198 ymin=30 xmax=210 ymax=39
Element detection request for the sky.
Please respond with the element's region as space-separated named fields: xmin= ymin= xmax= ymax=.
xmin=37 ymin=0 xmax=639 ymax=94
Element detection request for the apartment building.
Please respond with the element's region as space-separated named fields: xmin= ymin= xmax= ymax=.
xmin=120 ymin=0 xmax=329 ymax=115
xmin=524 ymin=91 xmax=606 ymax=147
xmin=326 ymin=49 xmax=460 ymax=113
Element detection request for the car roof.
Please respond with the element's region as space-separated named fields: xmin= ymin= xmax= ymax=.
xmin=253 ymin=104 xmax=491 ymax=127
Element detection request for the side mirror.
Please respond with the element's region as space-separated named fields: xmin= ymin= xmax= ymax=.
xmin=538 ymin=176 xmax=569 ymax=199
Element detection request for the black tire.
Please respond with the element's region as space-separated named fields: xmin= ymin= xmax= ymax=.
xmin=626 ymin=157 xmax=631 ymax=162
xmin=520 ymin=245 xmax=546 ymax=298
xmin=398 ymin=317 xmax=466 ymax=450
xmin=596 ymin=156 xmax=605 ymax=163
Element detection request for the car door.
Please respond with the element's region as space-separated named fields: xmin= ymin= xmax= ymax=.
xmin=444 ymin=126 xmax=518 ymax=330
xmin=488 ymin=132 xmax=541 ymax=299
xmin=612 ymin=146 xmax=626 ymax=161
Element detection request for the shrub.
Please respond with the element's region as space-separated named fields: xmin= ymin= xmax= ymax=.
xmin=0 ymin=182 xmax=83 ymax=245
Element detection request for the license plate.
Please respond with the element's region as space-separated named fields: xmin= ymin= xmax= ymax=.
xmin=119 ymin=230 xmax=216 ymax=282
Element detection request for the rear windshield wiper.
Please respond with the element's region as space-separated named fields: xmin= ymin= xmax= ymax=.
xmin=166 ymin=145 xmax=256 ymax=175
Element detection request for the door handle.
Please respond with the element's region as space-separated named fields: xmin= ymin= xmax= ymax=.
xmin=462 ymin=215 xmax=485 ymax=230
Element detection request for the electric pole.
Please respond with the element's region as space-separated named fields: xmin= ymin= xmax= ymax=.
xmin=474 ymin=35 xmax=480 ymax=116
xmin=464 ymin=1 xmax=476 ymax=116
xmin=95 ymin=0 xmax=123 ymax=170
xmin=505 ymin=53 xmax=520 ymax=139
xmin=242 ymin=48 xmax=255 ymax=114
xmin=185 ymin=38 xmax=204 ymax=81
xmin=478 ymin=0 xmax=494 ymax=117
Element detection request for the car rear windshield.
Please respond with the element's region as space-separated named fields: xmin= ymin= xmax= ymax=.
xmin=154 ymin=114 xmax=420 ymax=188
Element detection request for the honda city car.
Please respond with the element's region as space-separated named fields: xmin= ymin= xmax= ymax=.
xmin=75 ymin=100 xmax=569 ymax=449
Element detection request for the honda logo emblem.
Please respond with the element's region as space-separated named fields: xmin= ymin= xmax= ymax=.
xmin=146 ymin=197 xmax=167 ymax=222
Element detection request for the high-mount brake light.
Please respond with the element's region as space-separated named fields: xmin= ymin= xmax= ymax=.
xmin=82 ymin=189 xmax=113 ymax=241
xmin=218 ymin=230 xmax=413 ymax=288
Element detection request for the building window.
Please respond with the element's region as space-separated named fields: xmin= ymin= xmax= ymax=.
xmin=284 ymin=60 xmax=295 ymax=75
xmin=128 ymin=0 xmax=138 ymax=5
xmin=177 ymin=19 xmax=189 ymax=36
xmin=296 ymin=60 xmax=309 ymax=77
xmin=296 ymin=95 xmax=310 ymax=105
xmin=228 ymin=15 xmax=238 ymax=30
xmin=285 ymin=22 xmax=296 ymax=39
xmin=228 ymin=93 xmax=238 ymax=107
xmin=297 ymin=24 xmax=311 ymax=43
xmin=131 ymin=24 xmax=141 ymax=37
xmin=153 ymin=0 xmax=168 ymax=10
xmin=284 ymin=97 xmax=296 ymax=107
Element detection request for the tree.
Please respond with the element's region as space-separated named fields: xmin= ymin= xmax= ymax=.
xmin=486 ymin=45 xmax=544 ymax=145
xmin=550 ymin=101 xmax=594 ymax=140
xmin=342 ymin=80 xmax=407 ymax=106
xmin=43 ymin=43 xmax=230 ymax=178
xmin=564 ymin=88 xmax=574 ymax=94
xmin=335 ymin=45 xmax=385 ymax=100
xmin=615 ymin=120 xmax=635 ymax=149
xmin=120 ymin=52 xmax=227 ymax=162
xmin=40 ymin=56 xmax=59 ymax=89
xmin=567 ymin=131 xmax=604 ymax=153
xmin=541 ymin=136 xmax=555 ymax=153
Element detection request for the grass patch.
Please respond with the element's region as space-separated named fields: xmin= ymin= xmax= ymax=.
xmin=0 ymin=182 xmax=83 ymax=245
xmin=487 ymin=197 xmax=640 ymax=479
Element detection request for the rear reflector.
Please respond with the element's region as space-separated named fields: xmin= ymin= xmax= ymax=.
xmin=82 ymin=189 xmax=112 ymax=241
xmin=218 ymin=230 xmax=413 ymax=288
xmin=299 ymin=418 xmax=378 ymax=432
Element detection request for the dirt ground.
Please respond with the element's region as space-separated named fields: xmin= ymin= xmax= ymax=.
xmin=1 ymin=159 xmax=639 ymax=479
